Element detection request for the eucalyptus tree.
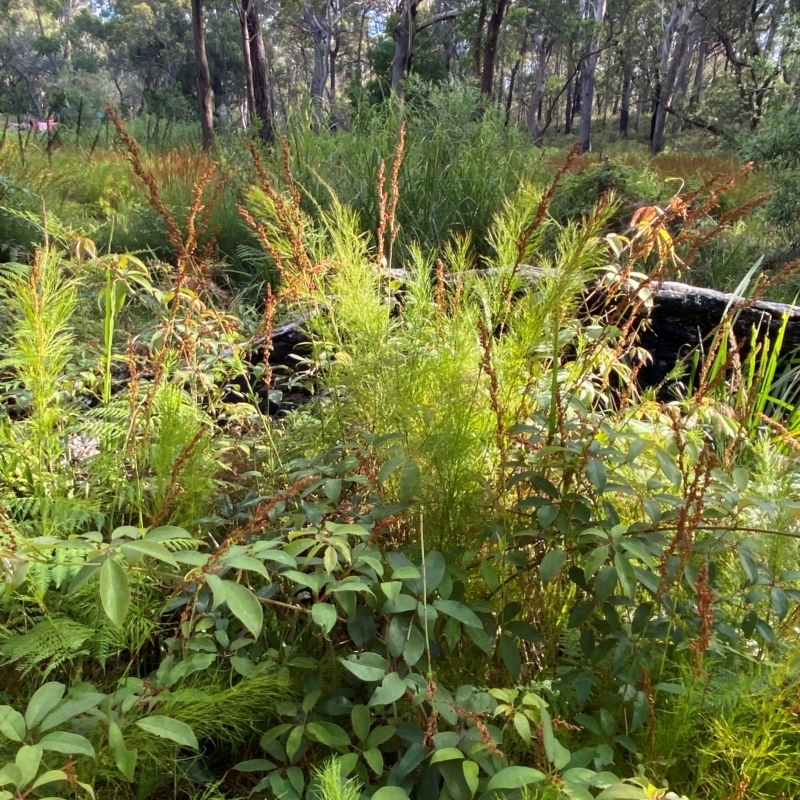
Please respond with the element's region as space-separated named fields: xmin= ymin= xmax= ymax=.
xmin=479 ymin=0 xmax=513 ymax=96
xmin=242 ymin=0 xmax=274 ymax=142
xmin=191 ymin=0 xmax=216 ymax=149
xmin=391 ymin=1 xmax=461 ymax=96
xmin=649 ymin=0 xmax=696 ymax=153
xmin=0 ymin=0 xmax=72 ymax=114
xmin=303 ymin=0 xmax=339 ymax=125
xmin=699 ymin=0 xmax=795 ymax=129
xmin=300 ymin=0 xmax=368 ymax=125
xmin=577 ymin=0 xmax=607 ymax=151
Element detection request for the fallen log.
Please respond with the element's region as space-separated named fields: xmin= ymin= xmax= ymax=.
xmin=233 ymin=270 xmax=800 ymax=410
xmin=634 ymin=280 xmax=800 ymax=390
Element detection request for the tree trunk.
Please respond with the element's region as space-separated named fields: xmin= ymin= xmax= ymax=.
xmin=505 ymin=58 xmax=520 ymax=125
xmin=651 ymin=0 xmax=693 ymax=155
xmin=619 ymin=66 xmax=631 ymax=136
xmin=650 ymin=81 xmax=660 ymax=143
xmin=355 ymin=7 xmax=367 ymax=87
xmin=391 ymin=1 xmax=417 ymax=97
xmin=526 ymin=31 xmax=547 ymax=145
xmin=690 ymin=33 xmax=707 ymax=107
xmin=578 ymin=62 xmax=594 ymax=151
xmin=330 ymin=39 xmax=338 ymax=106
xmin=480 ymin=0 xmax=510 ymax=97
xmin=578 ymin=0 xmax=608 ymax=153
xmin=565 ymin=64 xmax=574 ymax=134
xmin=392 ymin=4 xmax=460 ymax=97
xmin=671 ymin=29 xmax=695 ymax=132
xmin=191 ymin=0 xmax=215 ymax=151
xmin=474 ymin=0 xmax=487 ymax=78
xmin=238 ymin=6 xmax=256 ymax=128
xmin=244 ymin=0 xmax=274 ymax=144
xmin=635 ymin=91 xmax=642 ymax=131
xmin=305 ymin=9 xmax=329 ymax=128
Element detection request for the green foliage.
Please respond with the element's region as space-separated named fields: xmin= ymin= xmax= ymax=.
xmin=549 ymin=159 xmax=660 ymax=230
xmin=0 ymin=122 xmax=799 ymax=800
xmin=741 ymin=107 xmax=800 ymax=245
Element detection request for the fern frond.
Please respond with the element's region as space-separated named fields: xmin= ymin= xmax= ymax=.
xmin=0 ymin=618 xmax=93 ymax=677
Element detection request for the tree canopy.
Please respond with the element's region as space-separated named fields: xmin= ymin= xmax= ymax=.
xmin=1 ymin=0 xmax=798 ymax=152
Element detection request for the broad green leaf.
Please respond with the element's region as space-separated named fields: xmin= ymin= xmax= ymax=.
xmin=619 ymin=538 xmax=654 ymax=569
xmin=392 ymin=566 xmax=421 ymax=580
xmin=614 ymin=552 xmax=638 ymax=600
xmin=655 ymin=447 xmax=681 ymax=488
xmin=372 ymin=787 xmax=410 ymax=800
xmin=432 ymin=599 xmax=482 ymax=628
xmin=221 ymin=580 xmax=263 ymax=638
xmin=324 ymin=546 xmax=339 ymax=575
xmin=31 ymin=770 xmax=68 ymax=790
xmin=135 ymin=716 xmax=199 ymax=749
xmin=39 ymin=693 xmax=105 ymax=732
xmin=351 ymin=704 xmax=371 ymax=742
xmin=336 ymin=752 xmax=359 ymax=778
xmin=541 ymin=708 xmax=571 ymax=769
xmin=537 ymin=504 xmax=559 ymax=528
xmin=732 ymin=467 xmax=749 ymax=490
xmin=595 ymin=566 xmax=618 ymax=602
xmin=233 ymin=759 xmax=276 ymax=772
xmin=311 ymin=603 xmax=337 ymax=635
xmin=595 ymin=784 xmax=650 ymax=800
xmin=340 ymin=654 xmax=389 ymax=682
xmin=25 ymin=683 xmax=65 ymax=730
xmin=173 ymin=551 xmax=209 ymax=567
xmin=323 ymin=479 xmax=342 ymax=502
xmin=430 ymin=747 xmax=464 ymax=763
xmin=108 ymin=720 xmax=137 ymax=781
xmin=111 ymin=526 xmax=140 ymax=541
xmin=583 ymin=545 xmax=609 ymax=581
xmin=772 ymin=586 xmax=790 ymax=620
xmin=499 ymin=634 xmax=521 ymax=680
xmin=514 ymin=712 xmax=532 ymax=745
xmin=99 ymin=558 xmax=131 ymax=627
xmin=539 ymin=549 xmax=567 ymax=583
xmin=120 ymin=540 xmax=178 ymax=568
xmin=0 ymin=765 xmax=22 ymax=790
xmin=0 ymin=706 xmax=26 ymax=742
xmin=205 ymin=573 xmax=227 ymax=609
xmin=486 ymin=766 xmax=546 ymax=790
xmin=506 ymin=620 xmax=541 ymax=642
xmin=369 ymin=672 xmax=407 ymax=706
xmin=419 ymin=550 xmax=446 ymax=595
xmin=562 ymin=783 xmax=595 ymax=800
xmin=39 ymin=732 xmax=95 ymax=758
xmin=387 ymin=614 xmax=411 ymax=657
xmin=363 ymin=747 xmax=384 ymax=775
xmin=380 ymin=581 xmax=402 ymax=603
xmin=378 ymin=455 xmax=407 ymax=485
xmin=481 ymin=558 xmax=499 ymax=591
xmin=403 ymin=623 xmax=426 ymax=667
xmin=146 ymin=525 xmax=191 ymax=541
xmin=366 ymin=725 xmax=396 ymax=749
xmin=286 ymin=725 xmax=304 ymax=761
xmin=738 ymin=546 xmax=760 ymax=586
xmin=220 ymin=555 xmax=270 ymax=579
xmin=306 ymin=722 xmax=350 ymax=749
xmin=260 ymin=723 xmax=292 ymax=747
xmin=463 ymin=760 xmax=479 ymax=796
xmin=586 ymin=458 xmax=607 ymax=491
xmin=399 ymin=460 xmax=420 ymax=501
xmin=16 ymin=744 xmax=43 ymax=788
